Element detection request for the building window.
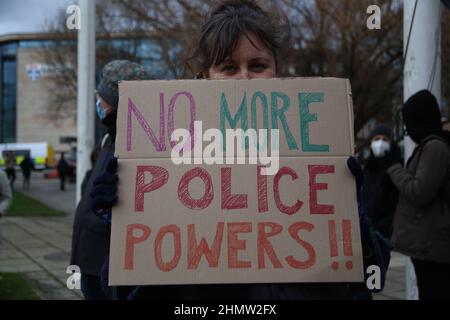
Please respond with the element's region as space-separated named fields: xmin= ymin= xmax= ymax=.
xmin=1 ymin=59 xmax=17 ymax=142
xmin=1 ymin=43 xmax=17 ymax=56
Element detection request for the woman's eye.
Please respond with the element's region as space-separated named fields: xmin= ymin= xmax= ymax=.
xmin=250 ymin=63 xmax=268 ymax=72
xmin=221 ymin=65 xmax=237 ymax=72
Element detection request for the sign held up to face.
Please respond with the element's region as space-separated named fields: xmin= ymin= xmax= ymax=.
xmin=110 ymin=78 xmax=363 ymax=286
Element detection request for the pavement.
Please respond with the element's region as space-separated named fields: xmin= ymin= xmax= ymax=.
xmin=0 ymin=172 xmax=407 ymax=300
xmin=373 ymin=252 xmax=407 ymax=300
xmin=0 ymin=173 xmax=82 ymax=300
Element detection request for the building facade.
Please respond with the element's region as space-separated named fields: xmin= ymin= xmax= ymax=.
xmin=0 ymin=33 xmax=174 ymax=155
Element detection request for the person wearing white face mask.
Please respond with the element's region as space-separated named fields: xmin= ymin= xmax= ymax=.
xmin=363 ymin=124 xmax=402 ymax=240
xmin=371 ymin=136 xmax=391 ymax=158
xmin=349 ymin=124 xmax=402 ymax=300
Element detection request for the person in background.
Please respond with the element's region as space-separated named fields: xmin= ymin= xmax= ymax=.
xmin=387 ymin=90 xmax=450 ymax=300
xmin=70 ymin=60 xmax=151 ymax=300
xmin=19 ymin=155 xmax=35 ymax=190
xmin=81 ymin=145 xmax=101 ymax=196
xmin=5 ymin=151 xmax=16 ymax=189
xmin=0 ymin=169 xmax=12 ymax=243
xmin=363 ymin=124 xmax=401 ymax=240
xmin=350 ymin=124 xmax=401 ymax=300
xmin=57 ymin=153 xmax=69 ymax=191
xmin=0 ymin=169 xmax=12 ymax=218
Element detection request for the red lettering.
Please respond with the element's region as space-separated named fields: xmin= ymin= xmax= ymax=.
xmin=178 ymin=167 xmax=214 ymax=209
xmin=308 ymin=165 xmax=335 ymax=214
xmin=124 ymin=224 xmax=151 ymax=270
xmin=154 ymin=225 xmax=181 ymax=272
xmin=285 ymin=222 xmax=316 ymax=269
xmin=273 ymin=166 xmax=303 ymax=215
xmin=257 ymin=222 xmax=283 ymax=269
xmin=257 ymin=166 xmax=268 ymax=213
xmin=187 ymin=223 xmax=224 ymax=269
xmin=227 ymin=222 xmax=252 ymax=268
xmin=135 ymin=166 xmax=169 ymax=212
xmin=221 ymin=167 xmax=248 ymax=209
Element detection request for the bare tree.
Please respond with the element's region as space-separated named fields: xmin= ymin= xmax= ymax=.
xmin=41 ymin=0 xmax=449 ymax=146
xmin=282 ymin=0 xmax=403 ymax=146
xmin=40 ymin=0 xmax=182 ymax=121
xmin=38 ymin=10 xmax=77 ymax=124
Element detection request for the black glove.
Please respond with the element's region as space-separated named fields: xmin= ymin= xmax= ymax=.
xmin=379 ymin=147 xmax=403 ymax=169
xmin=90 ymin=157 xmax=119 ymax=222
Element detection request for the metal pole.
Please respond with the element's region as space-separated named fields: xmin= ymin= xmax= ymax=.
xmin=76 ymin=0 xmax=96 ymax=204
xmin=403 ymin=0 xmax=442 ymax=300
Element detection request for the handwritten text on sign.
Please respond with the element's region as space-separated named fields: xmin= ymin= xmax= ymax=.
xmin=110 ymin=78 xmax=362 ymax=285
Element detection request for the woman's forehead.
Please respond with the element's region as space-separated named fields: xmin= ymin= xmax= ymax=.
xmin=223 ymin=33 xmax=275 ymax=62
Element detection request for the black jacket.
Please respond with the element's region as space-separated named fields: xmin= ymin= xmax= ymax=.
xmin=57 ymin=159 xmax=69 ymax=176
xmin=70 ymin=137 xmax=114 ymax=276
xmin=362 ymin=147 xmax=401 ymax=239
xmin=115 ymin=281 xmax=351 ymax=300
xmin=20 ymin=158 xmax=34 ymax=176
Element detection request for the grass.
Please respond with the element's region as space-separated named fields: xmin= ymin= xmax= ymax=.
xmin=0 ymin=273 xmax=41 ymax=300
xmin=6 ymin=191 xmax=65 ymax=217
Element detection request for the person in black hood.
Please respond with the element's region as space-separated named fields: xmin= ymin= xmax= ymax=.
xmin=402 ymin=89 xmax=449 ymax=144
xmin=362 ymin=124 xmax=401 ymax=240
xmin=70 ymin=60 xmax=151 ymax=300
xmin=387 ymin=90 xmax=450 ymax=300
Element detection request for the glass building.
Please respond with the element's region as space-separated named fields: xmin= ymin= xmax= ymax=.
xmin=0 ymin=33 xmax=177 ymax=145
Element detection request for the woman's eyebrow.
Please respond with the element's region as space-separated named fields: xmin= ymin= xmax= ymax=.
xmin=249 ymin=56 xmax=271 ymax=63
xmin=215 ymin=58 xmax=236 ymax=66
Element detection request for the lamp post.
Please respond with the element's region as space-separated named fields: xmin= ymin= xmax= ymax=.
xmin=403 ymin=0 xmax=442 ymax=300
xmin=76 ymin=0 xmax=96 ymax=204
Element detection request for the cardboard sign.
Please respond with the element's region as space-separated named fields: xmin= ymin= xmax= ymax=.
xmin=109 ymin=78 xmax=363 ymax=286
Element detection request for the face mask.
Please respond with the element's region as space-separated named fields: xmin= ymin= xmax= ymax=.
xmin=371 ymin=140 xmax=391 ymax=158
xmin=96 ymin=99 xmax=106 ymax=120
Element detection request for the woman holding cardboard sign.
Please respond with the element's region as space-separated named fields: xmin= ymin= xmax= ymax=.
xmin=92 ymin=0 xmax=357 ymax=300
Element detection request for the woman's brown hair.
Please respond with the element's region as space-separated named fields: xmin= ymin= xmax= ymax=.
xmin=187 ymin=0 xmax=290 ymax=78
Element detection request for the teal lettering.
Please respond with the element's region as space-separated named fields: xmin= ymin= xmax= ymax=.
xmin=251 ymin=91 xmax=269 ymax=151
xmin=270 ymin=92 xmax=298 ymax=150
xmin=220 ymin=92 xmax=248 ymax=149
xmin=298 ymin=92 xmax=329 ymax=152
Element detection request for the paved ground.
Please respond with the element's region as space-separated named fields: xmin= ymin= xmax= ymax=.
xmin=0 ymin=172 xmax=407 ymax=300
xmin=0 ymin=173 xmax=82 ymax=300
xmin=373 ymin=252 xmax=407 ymax=300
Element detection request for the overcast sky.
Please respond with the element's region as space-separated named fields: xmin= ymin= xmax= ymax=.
xmin=0 ymin=0 xmax=75 ymax=36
